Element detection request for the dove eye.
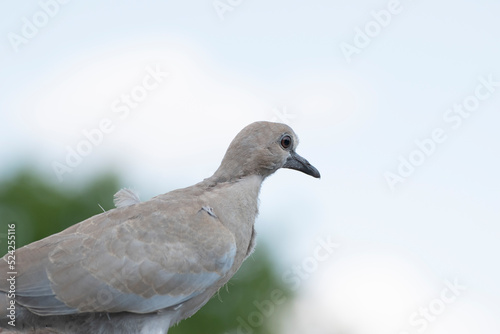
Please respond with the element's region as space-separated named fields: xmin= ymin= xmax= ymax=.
xmin=280 ymin=135 xmax=292 ymax=150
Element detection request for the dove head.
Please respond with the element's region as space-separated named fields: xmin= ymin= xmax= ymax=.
xmin=212 ymin=121 xmax=320 ymax=182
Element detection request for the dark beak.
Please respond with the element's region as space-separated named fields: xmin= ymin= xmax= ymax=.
xmin=282 ymin=151 xmax=321 ymax=178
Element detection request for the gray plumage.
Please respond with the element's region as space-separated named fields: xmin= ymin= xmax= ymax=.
xmin=0 ymin=121 xmax=320 ymax=333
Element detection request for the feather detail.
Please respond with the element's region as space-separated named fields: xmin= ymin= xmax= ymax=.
xmin=113 ymin=188 xmax=141 ymax=208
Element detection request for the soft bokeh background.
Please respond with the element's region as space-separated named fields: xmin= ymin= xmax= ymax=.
xmin=1 ymin=1 xmax=499 ymax=333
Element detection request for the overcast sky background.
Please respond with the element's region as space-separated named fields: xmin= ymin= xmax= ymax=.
xmin=1 ymin=1 xmax=500 ymax=333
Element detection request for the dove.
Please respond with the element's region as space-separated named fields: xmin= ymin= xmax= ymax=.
xmin=0 ymin=121 xmax=320 ymax=333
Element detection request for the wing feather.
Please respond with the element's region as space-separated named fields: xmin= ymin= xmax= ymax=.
xmin=0 ymin=197 xmax=236 ymax=316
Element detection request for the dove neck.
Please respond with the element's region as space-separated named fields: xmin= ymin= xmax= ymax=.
xmin=209 ymin=152 xmax=280 ymax=183
xmin=208 ymin=166 xmax=268 ymax=185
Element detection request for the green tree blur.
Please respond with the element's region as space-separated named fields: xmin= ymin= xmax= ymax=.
xmin=0 ymin=169 xmax=289 ymax=334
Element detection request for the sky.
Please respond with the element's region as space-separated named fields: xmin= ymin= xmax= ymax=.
xmin=1 ymin=0 xmax=500 ymax=333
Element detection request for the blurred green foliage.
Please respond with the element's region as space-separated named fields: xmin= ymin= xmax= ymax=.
xmin=0 ymin=169 xmax=119 ymax=251
xmin=0 ymin=169 xmax=289 ymax=334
